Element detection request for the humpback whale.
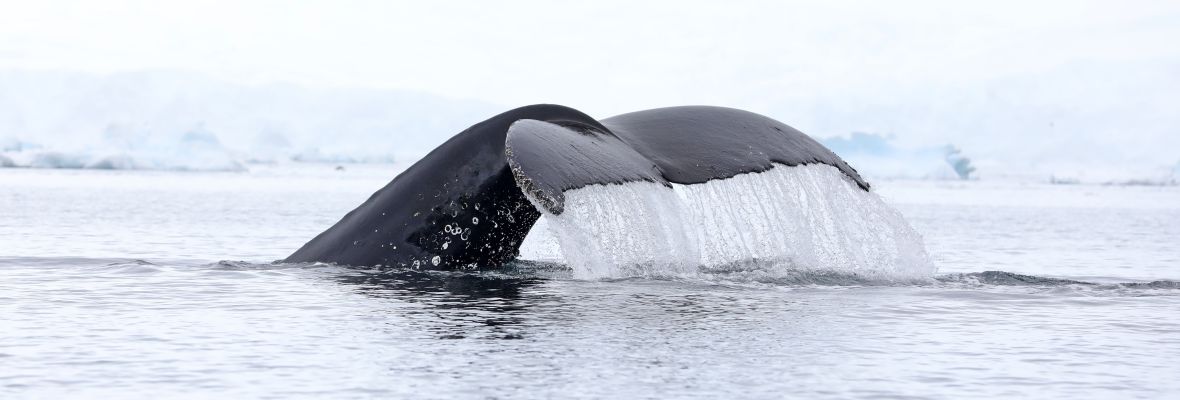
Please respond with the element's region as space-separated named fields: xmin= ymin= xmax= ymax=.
xmin=286 ymin=104 xmax=870 ymax=269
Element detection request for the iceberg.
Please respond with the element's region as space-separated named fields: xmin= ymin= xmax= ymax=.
xmin=820 ymin=132 xmax=976 ymax=180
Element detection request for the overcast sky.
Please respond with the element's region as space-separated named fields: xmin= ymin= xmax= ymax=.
xmin=2 ymin=0 xmax=1178 ymax=173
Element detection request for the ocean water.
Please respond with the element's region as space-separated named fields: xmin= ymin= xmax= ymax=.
xmin=2 ymin=164 xmax=1179 ymax=399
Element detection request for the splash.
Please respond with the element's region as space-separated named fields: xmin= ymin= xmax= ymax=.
xmin=520 ymin=163 xmax=934 ymax=280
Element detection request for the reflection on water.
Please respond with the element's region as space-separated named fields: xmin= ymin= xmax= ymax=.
xmin=335 ymin=269 xmax=543 ymax=340
xmin=337 ymin=269 xmax=541 ymax=301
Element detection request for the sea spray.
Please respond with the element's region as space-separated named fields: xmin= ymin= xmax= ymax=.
xmin=533 ymin=180 xmax=698 ymax=278
xmin=521 ymin=163 xmax=934 ymax=280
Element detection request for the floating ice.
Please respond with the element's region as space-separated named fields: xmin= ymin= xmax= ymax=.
xmin=0 ymin=125 xmax=246 ymax=171
xmin=521 ymin=163 xmax=934 ymax=280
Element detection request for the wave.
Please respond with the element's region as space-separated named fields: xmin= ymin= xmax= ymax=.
xmin=2 ymin=256 xmax=1174 ymax=295
xmin=935 ymin=271 xmax=1180 ymax=291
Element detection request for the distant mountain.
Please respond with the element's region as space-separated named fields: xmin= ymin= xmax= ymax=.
xmin=0 ymin=70 xmax=502 ymax=170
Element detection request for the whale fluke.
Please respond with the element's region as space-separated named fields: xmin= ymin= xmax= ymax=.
xmin=506 ymin=119 xmax=668 ymax=215
xmin=286 ymin=104 xmax=870 ymax=269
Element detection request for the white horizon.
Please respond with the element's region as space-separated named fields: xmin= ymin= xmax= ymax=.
xmin=2 ymin=0 xmax=1178 ymax=179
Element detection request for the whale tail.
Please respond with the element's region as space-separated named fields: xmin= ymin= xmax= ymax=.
xmin=287 ymin=104 xmax=928 ymax=279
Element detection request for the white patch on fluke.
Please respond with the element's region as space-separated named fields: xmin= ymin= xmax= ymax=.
xmin=518 ymin=163 xmax=934 ymax=280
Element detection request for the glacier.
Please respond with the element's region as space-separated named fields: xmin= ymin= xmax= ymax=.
xmin=0 ymin=70 xmax=500 ymax=171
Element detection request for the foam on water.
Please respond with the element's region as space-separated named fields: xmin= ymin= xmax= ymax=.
xmin=522 ymin=163 xmax=934 ymax=280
